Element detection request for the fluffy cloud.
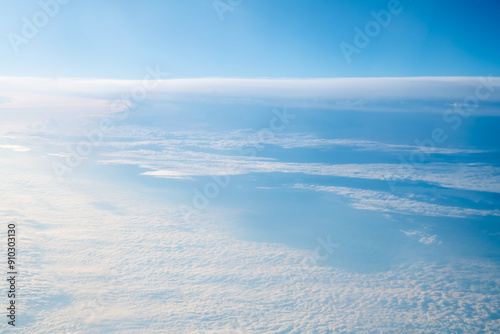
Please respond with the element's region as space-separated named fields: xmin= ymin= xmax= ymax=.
xmin=401 ymin=230 xmax=442 ymax=245
xmin=1 ymin=156 xmax=499 ymax=333
xmin=2 ymin=75 xmax=499 ymax=333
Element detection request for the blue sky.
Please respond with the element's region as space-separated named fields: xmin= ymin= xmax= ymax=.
xmin=1 ymin=1 xmax=500 ymax=332
xmin=2 ymin=0 xmax=500 ymax=78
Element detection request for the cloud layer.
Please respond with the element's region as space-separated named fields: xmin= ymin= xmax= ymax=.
xmin=1 ymin=156 xmax=499 ymax=333
xmin=1 ymin=76 xmax=500 ymax=115
xmin=295 ymin=184 xmax=500 ymax=218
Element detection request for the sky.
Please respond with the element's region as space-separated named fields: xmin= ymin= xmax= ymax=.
xmin=1 ymin=0 xmax=500 ymax=78
xmin=1 ymin=0 xmax=500 ymax=333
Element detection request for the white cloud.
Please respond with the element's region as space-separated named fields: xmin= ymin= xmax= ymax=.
xmin=400 ymin=230 xmax=442 ymax=245
xmin=54 ymin=128 xmax=495 ymax=194
xmin=102 ymin=130 xmax=488 ymax=155
xmin=1 ymin=157 xmax=499 ymax=333
xmin=2 ymin=75 xmax=499 ymax=333
xmin=96 ymin=144 xmax=500 ymax=193
xmin=0 ymin=144 xmax=31 ymax=152
xmin=295 ymin=184 xmax=500 ymax=218
xmin=419 ymin=234 xmax=440 ymax=245
xmin=1 ymin=76 xmax=500 ymax=115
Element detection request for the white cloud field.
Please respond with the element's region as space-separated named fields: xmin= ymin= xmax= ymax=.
xmin=1 ymin=75 xmax=500 ymax=333
xmin=1 ymin=151 xmax=500 ymax=333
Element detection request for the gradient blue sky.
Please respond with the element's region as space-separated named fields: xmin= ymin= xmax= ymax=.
xmin=1 ymin=0 xmax=500 ymax=78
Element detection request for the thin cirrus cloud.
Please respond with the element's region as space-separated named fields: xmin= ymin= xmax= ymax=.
xmin=85 ymin=129 xmax=497 ymax=194
xmin=95 ymin=143 xmax=500 ymax=193
xmin=0 ymin=76 xmax=499 ymax=115
xmin=0 ymin=144 xmax=31 ymax=152
xmin=294 ymin=184 xmax=500 ymax=219
xmin=101 ymin=130 xmax=490 ymax=154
